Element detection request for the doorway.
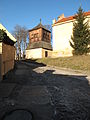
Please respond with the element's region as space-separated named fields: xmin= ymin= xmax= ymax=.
xmin=45 ymin=51 xmax=48 ymax=57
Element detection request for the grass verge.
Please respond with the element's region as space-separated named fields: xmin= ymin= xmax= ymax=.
xmin=35 ymin=55 xmax=90 ymax=74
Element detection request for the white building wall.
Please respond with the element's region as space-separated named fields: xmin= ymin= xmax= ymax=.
xmin=53 ymin=21 xmax=73 ymax=51
xmin=0 ymin=43 xmax=2 ymax=54
xmin=52 ymin=15 xmax=90 ymax=57
xmin=26 ymin=48 xmax=42 ymax=59
xmin=52 ymin=21 xmax=73 ymax=57
xmin=0 ymin=43 xmax=2 ymax=81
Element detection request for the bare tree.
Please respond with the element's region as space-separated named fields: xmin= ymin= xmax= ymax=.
xmin=13 ymin=25 xmax=28 ymax=60
xmin=44 ymin=25 xmax=52 ymax=32
xmin=21 ymin=27 xmax=28 ymax=58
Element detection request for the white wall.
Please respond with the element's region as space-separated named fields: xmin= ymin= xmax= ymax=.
xmin=0 ymin=43 xmax=2 ymax=81
xmin=52 ymin=15 xmax=90 ymax=57
xmin=26 ymin=48 xmax=42 ymax=59
xmin=52 ymin=21 xmax=73 ymax=56
xmin=52 ymin=21 xmax=73 ymax=51
xmin=0 ymin=43 xmax=2 ymax=54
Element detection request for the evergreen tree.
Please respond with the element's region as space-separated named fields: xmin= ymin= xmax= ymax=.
xmin=70 ymin=7 xmax=90 ymax=55
xmin=0 ymin=29 xmax=6 ymax=41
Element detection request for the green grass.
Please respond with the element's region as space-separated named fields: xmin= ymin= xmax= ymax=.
xmin=36 ymin=55 xmax=90 ymax=74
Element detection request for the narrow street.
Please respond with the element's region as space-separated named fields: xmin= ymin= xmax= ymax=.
xmin=0 ymin=60 xmax=90 ymax=120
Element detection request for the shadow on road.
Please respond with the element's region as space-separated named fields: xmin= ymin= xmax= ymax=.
xmin=1 ymin=59 xmax=90 ymax=120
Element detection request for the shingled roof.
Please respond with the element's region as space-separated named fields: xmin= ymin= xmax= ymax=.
xmin=28 ymin=22 xmax=51 ymax=32
xmin=26 ymin=41 xmax=52 ymax=50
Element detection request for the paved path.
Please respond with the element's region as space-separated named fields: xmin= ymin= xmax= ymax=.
xmin=0 ymin=60 xmax=90 ymax=120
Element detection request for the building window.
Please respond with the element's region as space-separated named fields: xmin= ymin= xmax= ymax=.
xmin=31 ymin=34 xmax=34 ymax=39
xmin=34 ymin=33 xmax=38 ymax=38
xmin=34 ymin=34 xmax=36 ymax=38
xmin=45 ymin=51 xmax=48 ymax=57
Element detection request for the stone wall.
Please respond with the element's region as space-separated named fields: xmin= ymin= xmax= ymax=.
xmin=52 ymin=48 xmax=72 ymax=58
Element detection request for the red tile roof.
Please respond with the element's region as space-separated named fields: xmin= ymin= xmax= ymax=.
xmin=54 ymin=11 xmax=90 ymax=25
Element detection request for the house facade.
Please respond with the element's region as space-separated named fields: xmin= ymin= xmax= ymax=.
xmin=0 ymin=23 xmax=16 ymax=80
xmin=26 ymin=22 xmax=52 ymax=59
xmin=52 ymin=11 xmax=90 ymax=57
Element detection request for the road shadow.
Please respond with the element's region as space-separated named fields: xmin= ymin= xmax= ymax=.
xmin=1 ymin=60 xmax=90 ymax=120
xmin=22 ymin=59 xmax=46 ymax=67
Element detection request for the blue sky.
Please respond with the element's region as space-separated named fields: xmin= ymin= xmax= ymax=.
xmin=0 ymin=0 xmax=90 ymax=33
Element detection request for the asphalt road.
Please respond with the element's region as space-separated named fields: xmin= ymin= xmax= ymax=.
xmin=0 ymin=60 xmax=90 ymax=120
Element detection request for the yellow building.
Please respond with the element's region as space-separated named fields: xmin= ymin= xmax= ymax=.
xmin=52 ymin=11 xmax=90 ymax=57
xmin=0 ymin=23 xmax=16 ymax=80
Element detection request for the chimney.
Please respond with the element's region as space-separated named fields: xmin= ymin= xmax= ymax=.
xmin=58 ymin=14 xmax=65 ymax=21
xmin=52 ymin=19 xmax=56 ymax=24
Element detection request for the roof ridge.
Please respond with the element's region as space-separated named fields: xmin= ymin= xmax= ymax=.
xmin=0 ymin=23 xmax=16 ymax=42
xmin=28 ymin=22 xmax=51 ymax=32
xmin=54 ymin=11 xmax=90 ymax=25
